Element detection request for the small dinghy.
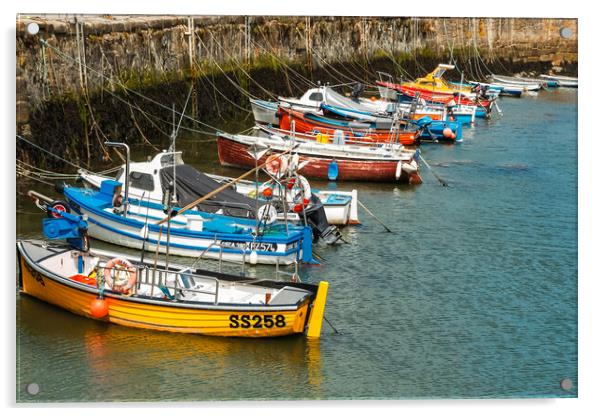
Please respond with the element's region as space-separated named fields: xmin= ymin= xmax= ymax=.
xmin=17 ymin=208 xmax=329 ymax=338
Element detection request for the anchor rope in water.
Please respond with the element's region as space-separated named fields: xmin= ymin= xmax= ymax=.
xmin=324 ymin=316 xmax=341 ymax=335
xmin=417 ymin=150 xmax=449 ymax=187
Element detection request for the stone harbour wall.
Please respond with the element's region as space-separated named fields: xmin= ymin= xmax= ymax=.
xmin=15 ymin=15 xmax=577 ymax=167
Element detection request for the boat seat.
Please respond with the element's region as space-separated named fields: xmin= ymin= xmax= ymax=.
xmin=175 ymin=273 xmax=217 ymax=300
xmin=268 ymin=286 xmax=310 ymax=306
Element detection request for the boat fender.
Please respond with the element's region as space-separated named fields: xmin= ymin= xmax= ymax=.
xmin=328 ymin=160 xmax=339 ymax=181
xmin=442 ymin=127 xmax=454 ymax=139
xmin=395 ymin=161 xmax=402 ymax=180
xmin=104 ymin=257 xmax=137 ymax=294
xmin=402 ymin=160 xmax=419 ymax=175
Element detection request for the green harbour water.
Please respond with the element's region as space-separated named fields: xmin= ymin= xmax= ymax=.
xmin=16 ymin=89 xmax=577 ymax=401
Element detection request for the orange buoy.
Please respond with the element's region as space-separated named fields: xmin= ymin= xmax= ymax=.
xmin=442 ymin=128 xmax=454 ymax=139
xmin=370 ymin=96 xmax=377 ymax=102
xmin=262 ymin=187 xmax=273 ymax=199
xmin=90 ymin=297 xmax=109 ymax=318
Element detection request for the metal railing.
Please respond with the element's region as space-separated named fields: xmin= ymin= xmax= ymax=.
xmin=97 ymin=263 xmax=222 ymax=305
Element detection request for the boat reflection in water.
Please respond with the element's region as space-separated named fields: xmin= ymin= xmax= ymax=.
xmin=18 ymin=295 xmax=325 ymax=401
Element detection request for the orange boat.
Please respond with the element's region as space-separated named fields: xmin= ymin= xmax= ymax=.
xmin=277 ymin=107 xmax=419 ymax=146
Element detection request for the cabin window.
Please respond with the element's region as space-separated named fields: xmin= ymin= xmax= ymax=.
xmin=160 ymin=153 xmax=184 ymax=168
xmin=129 ymin=172 xmax=154 ymax=191
xmin=308 ymin=92 xmax=323 ymax=102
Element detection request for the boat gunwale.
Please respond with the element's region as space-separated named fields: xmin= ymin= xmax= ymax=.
xmin=17 ymin=240 xmax=314 ymax=312
xmin=64 ymin=187 xmax=307 ymax=245
xmin=218 ymin=132 xmax=415 ymax=163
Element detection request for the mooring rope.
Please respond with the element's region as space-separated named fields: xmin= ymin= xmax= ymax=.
xmin=201 ymin=30 xmax=279 ymax=101
xmin=39 ymin=39 xmax=223 ymax=134
xmin=250 ymin=36 xmax=317 ymax=90
xmin=17 ymin=134 xmax=88 ymax=171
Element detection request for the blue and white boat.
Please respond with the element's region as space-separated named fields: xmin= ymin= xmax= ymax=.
xmin=467 ymin=81 xmax=524 ymax=97
xmin=62 ymin=180 xmax=315 ymax=265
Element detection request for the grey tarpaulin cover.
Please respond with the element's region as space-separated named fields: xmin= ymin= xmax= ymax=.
xmin=159 ymin=164 xmax=334 ymax=240
xmin=160 ymin=164 xmax=260 ymax=218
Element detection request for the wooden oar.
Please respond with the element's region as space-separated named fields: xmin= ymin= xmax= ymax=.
xmin=155 ymin=144 xmax=299 ymax=225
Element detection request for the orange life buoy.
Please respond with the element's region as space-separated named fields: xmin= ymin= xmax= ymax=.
xmin=104 ymin=257 xmax=136 ymax=294
xmin=265 ymin=154 xmax=288 ymax=177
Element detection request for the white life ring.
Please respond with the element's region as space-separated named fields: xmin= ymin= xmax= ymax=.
xmin=257 ymin=204 xmax=278 ymax=225
xmin=265 ymin=155 xmax=288 ymax=178
xmin=104 ymin=257 xmax=137 ymax=294
xmin=286 ymin=175 xmax=312 ymax=205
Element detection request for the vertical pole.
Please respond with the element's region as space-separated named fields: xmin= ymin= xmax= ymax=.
xmin=80 ymin=21 xmax=88 ymax=94
xmin=306 ymin=16 xmax=312 ymax=72
xmin=187 ymin=16 xmax=195 ymax=73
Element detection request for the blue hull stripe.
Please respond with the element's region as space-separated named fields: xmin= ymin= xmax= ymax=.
xmin=86 ymin=215 xmax=300 ymax=258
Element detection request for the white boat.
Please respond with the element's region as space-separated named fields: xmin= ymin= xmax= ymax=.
xmin=206 ymin=173 xmax=359 ymax=226
xmin=254 ymin=85 xmax=476 ymax=126
xmin=539 ymin=74 xmax=578 ymax=88
xmin=488 ymin=75 xmax=542 ymax=91
xmin=250 ymin=98 xmax=280 ymax=125
xmin=79 ymin=151 xmax=359 ymax=227
xmin=468 ymin=80 xmax=524 ymax=97
xmin=59 ymin=182 xmax=315 ymax=265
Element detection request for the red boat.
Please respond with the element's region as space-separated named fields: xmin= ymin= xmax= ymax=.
xmin=216 ymin=132 xmax=422 ymax=184
xmin=376 ymin=81 xmax=493 ymax=109
xmin=277 ymin=107 xmax=419 ymax=146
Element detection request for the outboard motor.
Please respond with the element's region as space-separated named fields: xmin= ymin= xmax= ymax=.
xmin=304 ymin=194 xmax=343 ymax=245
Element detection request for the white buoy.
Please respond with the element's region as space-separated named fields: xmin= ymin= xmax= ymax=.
xmin=27 ymin=22 xmax=40 ymax=35
xmin=402 ymin=161 xmax=418 ymax=174
xmin=249 ymin=250 xmax=258 ymax=265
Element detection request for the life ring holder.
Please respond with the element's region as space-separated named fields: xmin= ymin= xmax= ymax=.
xmin=104 ymin=257 xmax=137 ymax=294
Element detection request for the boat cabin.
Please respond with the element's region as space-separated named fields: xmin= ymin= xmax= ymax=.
xmin=113 ymin=150 xmax=184 ymax=203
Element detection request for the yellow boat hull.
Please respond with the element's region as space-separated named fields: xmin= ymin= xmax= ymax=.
xmin=19 ymin=256 xmax=315 ymax=338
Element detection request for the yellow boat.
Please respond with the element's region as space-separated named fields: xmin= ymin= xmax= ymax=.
xmin=17 ymin=239 xmax=329 ymax=338
xmin=403 ymin=64 xmax=473 ymax=96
